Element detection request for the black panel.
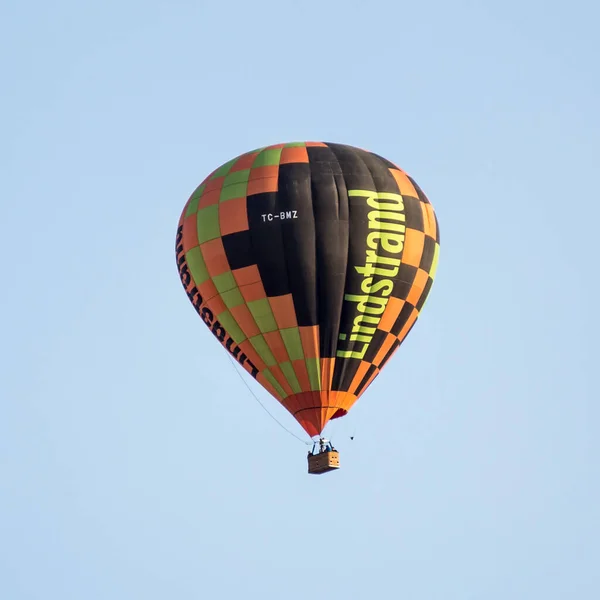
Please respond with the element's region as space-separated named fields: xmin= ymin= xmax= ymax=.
xmin=379 ymin=338 xmax=400 ymax=369
xmin=323 ymin=146 xmax=373 ymax=389
xmin=363 ymin=328 xmax=390 ymax=363
xmin=416 ymin=277 xmax=433 ymax=312
xmin=355 ymin=364 xmax=378 ymax=396
xmin=403 ymin=196 xmax=424 ymax=231
xmin=308 ymin=149 xmax=349 ymax=357
xmin=276 ymin=163 xmax=317 ymax=326
xmin=332 ymin=356 xmax=362 ymax=392
xmin=391 ymin=302 xmax=416 ymax=336
xmin=222 ymin=230 xmax=254 ymax=270
xmin=246 ymin=191 xmax=290 ymax=297
xmin=368 ymin=151 xmax=399 ymax=171
xmin=396 ymin=263 xmax=418 ymax=300
xmin=318 ymin=144 xmax=376 ymax=190
xmin=418 ymin=235 xmax=436 ymax=273
xmin=342 ymin=145 xmax=400 ymax=194
xmin=408 ymin=175 xmax=431 ymax=204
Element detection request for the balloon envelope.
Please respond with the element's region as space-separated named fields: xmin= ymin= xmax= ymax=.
xmin=175 ymin=142 xmax=440 ymax=437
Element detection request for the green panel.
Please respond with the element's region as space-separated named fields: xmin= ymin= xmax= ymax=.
xmin=210 ymin=158 xmax=237 ymax=179
xmin=280 ymin=362 xmax=301 ymax=394
xmin=185 ymin=184 xmax=205 ymax=217
xmin=220 ymin=168 xmax=251 ymax=202
xmin=305 ymin=358 xmax=321 ymax=391
xmin=197 ymin=205 xmax=220 ymax=243
xmin=212 ymin=271 xmax=236 ymax=294
xmin=246 ymin=146 xmax=266 ymax=156
xmin=280 ymin=327 xmax=304 ymax=361
xmin=247 ymin=298 xmax=278 ymax=333
xmin=220 ymin=287 xmax=244 ymax=309
xmin=185 ymin=247 xmax=210 ymax=285
xmin=220 ymin=182 xmax=247 ymax=202
xmin=263 ymin=369 xmax=288 ymax=399
xmin=252 ymin=148 xmax=282 ymax=168
xmin=216 ymin=310 xmax=246 ymax=344
xmin=190 ymin=182 xmax=206 ymax=198
xmin=223 ymin=169 xmax=250 ymax=186
xmin=284 ymin=141 xmax=306 ymax=147
xmin=249 ymin=334 xmax=277 ymax=367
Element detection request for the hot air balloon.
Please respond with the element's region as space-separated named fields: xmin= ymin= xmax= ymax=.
xmin=175 ymin=142 xmax=440 ymax=474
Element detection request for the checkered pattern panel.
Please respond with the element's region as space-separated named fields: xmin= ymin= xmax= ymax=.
xmin=347 ymin=167 xmax=440 ymax=398
xmin=179 ymin=143 xmax=324 ymax=403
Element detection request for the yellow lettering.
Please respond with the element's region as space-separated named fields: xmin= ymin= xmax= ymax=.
xmin=367 ymin=210 xmax=406 ymax=233
xmin=337 ymin=190 xmax=407 ymax=360
xmin=367 ymin=231 xmax=405 ymax=253
xmin=352 ymin=314 xmax=380 ymax=335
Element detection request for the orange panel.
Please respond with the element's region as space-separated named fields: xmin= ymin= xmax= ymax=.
xmin=373 ymin=333 xmax=397 ymax=367
xmin=197 ymin=278 xmax=218 ymax=303
xmin=282 ymin=393 xmax=301 ymax=415
xmin=247 ymin=166 xmax=279 ymax=196
xmin=200 ymin=238 xmax=230 ymax=277
xmin=329 ymin=390 xmax=357 ymax=413
xmin=406 ymin=269 xmax=429 ymax=306
xmin=247 ymin=176 xmax=278 ymax=196
xmin=357 ymin=367 xmax=380 ymax=398
xmin=378 ymin=340 xmax=400 ymax=370
xmin=397 ymin=308 xmax=418 ymax=343
xmin=348 ymin=361 xmax=371 ymax=395
xmin=390 ymin=168 xmax=418 ymax=197
xmin=206 ymin=295 xmax=226 ymax=317
xmin=270 ymin=365 xmax=293 ymax=397
xmin=219 ymin=197 xmax=249 ymax=235
xmin=379 ymin=297 xmax=405 ymax=332
xmin=263 ymin=331 xmax=290 ymax=364
xmin=249 ymin=165 xmax=279 ymax=180
xmin=286 ymin=390 xmax=358 ymax=436
xmin=280 ymin=146 xmax=309 ymax=164
xmin=402 ymin=229 xmax=425 ymax=268
xmin=320 ymin=358 xmax=335 ymax=391
xmin=198 ymin=188 xmax=221 ymax=209
xmin=269 ymin=294 xmax=298 ymax=329
xmin=233 ymin=265 xmax=261 ymax=286
xmin=285 ymin=391 xmax=319 ymax=411
xmin=203 ymin=176 xmax=225 ymax=192
xmin=426 ymin=203 xmax=438 ymax=239
xmin=240 ymin=281 xmax=266 ymax=302
xmin=421 ymin=201 xmax=437 ymax=239
xmin=230 ymin=152 xmax=259 ymax=172
xmin=305 ymin=141 xmax=327 ymax=147
xmin=257 ymin=372 xmax=282 ymax=402
xmin=292 ymin=359 xmax=311 ymax=392
xmin=238 ymin=340 xmax=267 ymax=373
xmin=299 ymin=326 xmax=319 ymax=359
xmin=230 ymin=304 xmax=260 ymax=338
xmin=182 ymin=214 xmax=199 ymax=252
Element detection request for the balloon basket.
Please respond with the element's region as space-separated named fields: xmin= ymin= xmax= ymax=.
xmin=307 ymin=450 xmax=340 ymax=475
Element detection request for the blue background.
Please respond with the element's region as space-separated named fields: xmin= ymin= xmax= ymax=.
xmin=2 ymin=1 xmax=598 ymax=598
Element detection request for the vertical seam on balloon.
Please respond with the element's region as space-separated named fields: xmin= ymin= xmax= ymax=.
xmin=307 ymin=151 xmax=321 ymax=393
xmin=325 ymin=146 xmax=347 ymax=411
xmin=334 ymin=149 xmax=354 ymax=394
xmin=273 ymin=145 xmax=298 ymax=397
xmin=336 ymin=149 xmax=381 ymax=392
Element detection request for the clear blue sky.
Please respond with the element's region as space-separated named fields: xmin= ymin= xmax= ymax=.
xmin=2 ymin=0 xmax=598 ymax=598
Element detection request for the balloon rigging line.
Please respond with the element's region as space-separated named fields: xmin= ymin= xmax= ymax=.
xmin=226 ymin=354 xmax=311 ymax=446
